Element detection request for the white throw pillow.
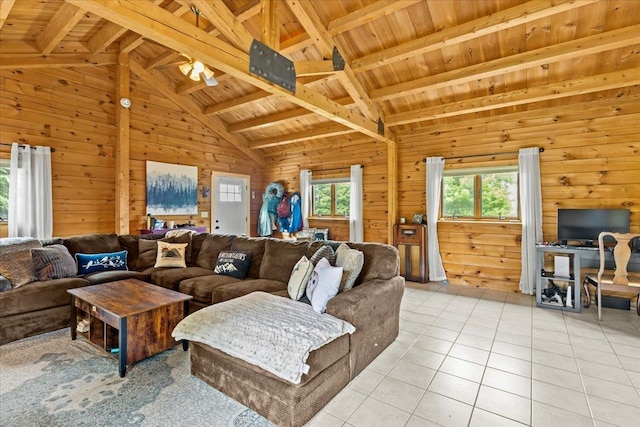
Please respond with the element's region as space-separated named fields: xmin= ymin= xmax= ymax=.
xmin=288 ymin=256 xmax=314 ymax=300
xmin=306 ymin=257 xmax=343 ymax=313
xmin=154 ymin=241 xmax=188 ymax=268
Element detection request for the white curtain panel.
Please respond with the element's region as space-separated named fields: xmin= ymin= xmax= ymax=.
xmin=299 ymin=169 xmax=312 ymax=229
xmin=9 ymin=143 xmax=53 ymax=239
xmin=349 ymin=164 xmax=363 ymax=242
xmin=518 ymin=147 xmax=543 ymax=295
xmin=426 ymin=157 xmax=447 ymax=281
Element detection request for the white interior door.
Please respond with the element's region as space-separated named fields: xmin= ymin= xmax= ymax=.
xmin=211 ymin=173 xmax=249 ymax=236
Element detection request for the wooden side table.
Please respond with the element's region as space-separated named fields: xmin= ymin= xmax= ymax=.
xmin=394 ymin=223 xmax=428 ymax=283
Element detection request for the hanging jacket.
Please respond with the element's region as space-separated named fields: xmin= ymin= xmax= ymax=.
xmin=288 ymin=192 xmax=302 ymax=232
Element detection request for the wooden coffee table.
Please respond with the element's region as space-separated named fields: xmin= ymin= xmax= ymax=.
xmin=68 ymin=278 xmax=192 ymax=377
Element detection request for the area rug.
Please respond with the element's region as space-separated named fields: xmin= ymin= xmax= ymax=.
xmin=0 ymin=329 xmax=274 ymax=427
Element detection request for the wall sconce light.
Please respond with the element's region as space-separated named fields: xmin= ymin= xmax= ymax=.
xmin=202 ymin=185 xmax=210 ymax=199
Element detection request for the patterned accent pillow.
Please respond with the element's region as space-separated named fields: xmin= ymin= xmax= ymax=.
xmin=335 ymin=243 xmax=364 ymax=292
xmin=288 ymin=256 xmax=314 ymax=300
xmin=214 ymin=251 xmax=252 ymax=279
xmin=306 ymin=257 xmax=343 ymax=313
xmin=0 ymin=240 xmax=42 ymax=288
xmin=76 ymin=251 xmax=128 ymax=275
xmin=309 ymin=245 xmax=336 ymax=266
xmin=31 ymin=244 xmax=77 ymax=280
xmin=154 ymin=241 xmax=187 ymax=268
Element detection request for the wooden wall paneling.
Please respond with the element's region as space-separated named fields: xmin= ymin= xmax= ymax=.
xmin=115 ymin=52 xmax=130 ymax=234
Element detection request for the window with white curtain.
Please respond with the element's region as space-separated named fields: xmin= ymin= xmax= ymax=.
xmin=310 ymin=178 xmax=350 ymax=218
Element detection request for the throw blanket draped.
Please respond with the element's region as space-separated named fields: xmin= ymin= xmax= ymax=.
xmin=172 ymin=292 xmax=355 ymax=384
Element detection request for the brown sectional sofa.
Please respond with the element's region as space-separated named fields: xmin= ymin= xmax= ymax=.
xmin=0 ymin=231 xmax=404 ymax=426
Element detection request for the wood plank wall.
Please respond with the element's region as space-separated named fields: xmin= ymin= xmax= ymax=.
xmin=262 ymin=91 xmax=639 ymax=292
xmin=0 ymin=67 xmax=263 ymax=238
xmin=261 ymin=136 xmax=389 ymax=243
xmin=1 ymin=67 xmax=638 ymax=293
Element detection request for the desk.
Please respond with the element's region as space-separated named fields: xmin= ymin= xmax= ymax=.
xmin=536 ymin=244 xmax=640 ymax=313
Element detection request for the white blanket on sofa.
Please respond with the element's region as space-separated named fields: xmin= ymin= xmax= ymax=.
xmin=172 ymin=291 xmax=355 ymax=384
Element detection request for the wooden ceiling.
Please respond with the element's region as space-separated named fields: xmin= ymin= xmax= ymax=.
xmin=1 ymin=0 xmax=639 ymax=162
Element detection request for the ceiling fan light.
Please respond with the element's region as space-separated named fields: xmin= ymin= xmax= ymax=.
xmin=188 ymin=69 xmax=200 ymax=81
xmin=193 ymin=60 xmax=205 ymax=73
xmin=202 ymin=67 xmax=214 ymax=80
xmin=178 ymin=62 xmax=191 ymax=75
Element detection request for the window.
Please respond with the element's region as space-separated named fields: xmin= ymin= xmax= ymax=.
xmin=311 ymin=178 xmax=350 ymax=218
xmin=219 ymin=183 xmax=242 ymax=202
xmin=442 ymin=166 xmax=519 ymax=219
xmin=0 ymin=159 xmax=8 ymax=221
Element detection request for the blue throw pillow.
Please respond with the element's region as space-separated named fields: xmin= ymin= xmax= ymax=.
xmin=76 ymin=251 xmax=128 ymax=275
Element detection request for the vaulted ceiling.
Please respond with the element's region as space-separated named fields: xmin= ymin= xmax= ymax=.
xmin=1 ymin=0 xmax=639 ymax=162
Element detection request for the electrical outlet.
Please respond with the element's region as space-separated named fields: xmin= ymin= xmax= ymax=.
xmin=201 ymin=211 xmax=208 ymax=218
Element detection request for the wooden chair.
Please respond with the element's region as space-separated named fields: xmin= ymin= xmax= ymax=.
xmin=583 ymin=232 xmax=640 ymax=320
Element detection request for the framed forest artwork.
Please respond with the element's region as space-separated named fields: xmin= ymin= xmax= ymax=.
xmin=146 ymin=161 xmax=198 ymax=215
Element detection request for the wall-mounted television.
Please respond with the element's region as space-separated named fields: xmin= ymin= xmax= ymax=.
xmin=557 ymin=208 xmax=630 ymax=245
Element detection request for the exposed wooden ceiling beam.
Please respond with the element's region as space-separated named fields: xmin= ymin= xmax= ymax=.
xmin=261 ymin=0 xmax=279 ymax=50
xmin=194 ymin=0 xmax=255 ymax=52
xmin=250 ymin=122 xmax=356 ymax=149
xmin=285 ymin=0 xmax=381 ymax=123
xmin=0 ymin=0 xmax=16 ymax=30
xmin=229 ymin=96 xmax=353 ymax=133
xmin=146 ymin=51 xmax=183 ymax=70
xmin=294 ymin=60 xmax=336 ymax=77
xmin=0 ymin=53 xmax=118 ymax=69
xmin=280 ymin=32 xmax=314 ymax=55
xmin=351 ymin=0 xmax=599 ymax=73
xmin=372 ymin=24 xmax=640 ymax=102
xmin=129 ymin=60 xmax=265 ymax=166
xmin=327 ymin=0 xmax=420 ymax=35
xmin=87 ymin=0 xmax=174 ymax=53
xmin=36 ymin=3 xmax=86 ymax=54
xmin=67 ymin=0 xmax=393 ymax=144
xmin=204 ymin=90 xmax=270 ymax=115
xmin=386 ymin=68 xmax=640 ymax=126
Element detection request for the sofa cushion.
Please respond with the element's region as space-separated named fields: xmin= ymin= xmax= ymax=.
xmin=212 ymin=279 xmax=287 ymax=304
xmin=259 ymin=239 xmax=310 ymax=283
xmin=179 ymin=274 xmax=242 ymax=305
xmin=214 ymin=251 xmax=251 ymax=279
xmin=150 ymin=266 xmax=215 ymax=291
xmin=288 ymin=256 xmax=313 ymax=300
xmin=230 ymin=237 xmax=267 ymax=279
xmin=30 ymin=244 xmax=77 ymax=280
xmin=154 ymin=242 xmax=187 ymax=268
xmin=335 ymin=243 xmax=364 ymax=292
xmin=118 ymin=234 xmax=163 ymax=270
xmin=0 ymin=239 xmax=41 ymax=288
xmin=63 ymin=233 xmax=121 ymax=258
xmin=82 ymin=270 xmax=151 ymax=285
xmin=306 ymin=258 xmax=342 ymax=313
xmin=196 ymin=234 xmax=235 ymax=270
xmin=341 ymin=242 xmax=400 ymax=285
xmin=0 ymin=277 xmax=90 ymax=317
xmin=76 ymin=250 xmax=128 ymax=275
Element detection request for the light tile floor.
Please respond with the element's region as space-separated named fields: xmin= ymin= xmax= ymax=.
xmin=308 ymin=281 xmax=640 ymax=427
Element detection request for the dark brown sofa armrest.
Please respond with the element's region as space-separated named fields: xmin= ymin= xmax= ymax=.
xmin=325 ymin=276 xmax=405 ymax=378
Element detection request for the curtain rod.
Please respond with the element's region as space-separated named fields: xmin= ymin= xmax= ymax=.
xmin=0 ymin=142 xmax=56 ymax=152
xmin=423 ymin=147 xmax=543 ymax=162
xmin=309 ymin=165 xmax=363 ymax=173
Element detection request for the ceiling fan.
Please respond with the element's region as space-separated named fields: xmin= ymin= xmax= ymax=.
xmin=151 ymin=5 xmax=218 ymax=87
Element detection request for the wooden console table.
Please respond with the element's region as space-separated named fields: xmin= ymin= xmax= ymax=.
xmin=68 ymin=279 xmax=192 ymax=377
xmin=139 ymin=226 xmax=207 ymax=235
